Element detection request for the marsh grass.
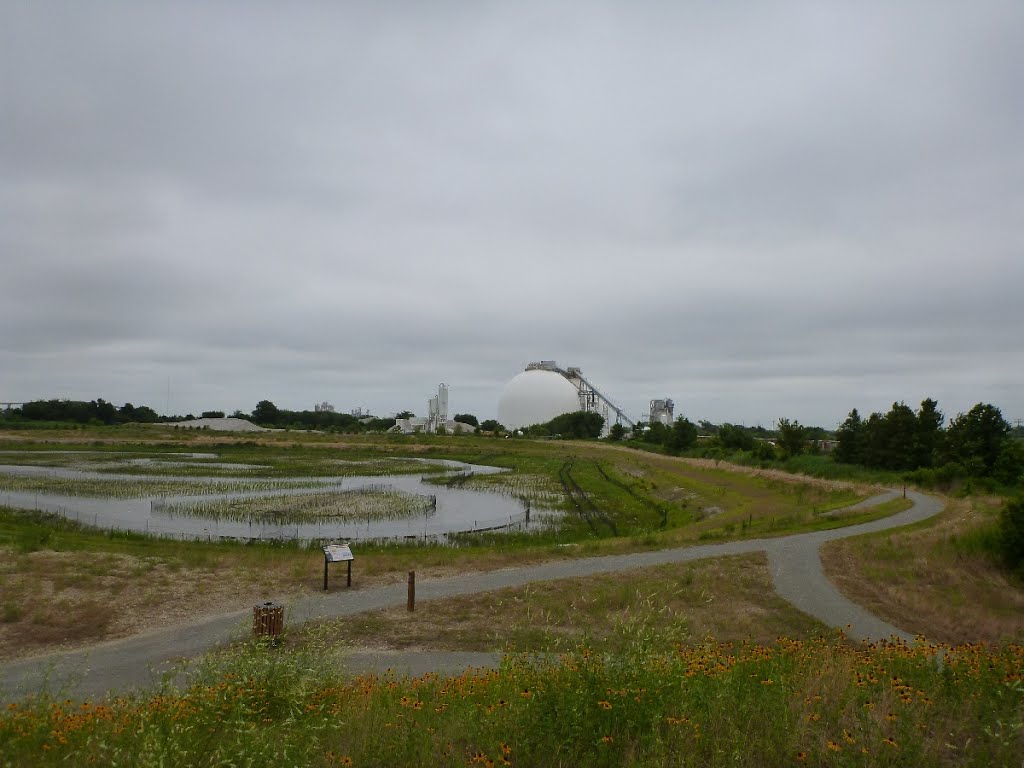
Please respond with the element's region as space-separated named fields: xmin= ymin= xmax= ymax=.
xmin=454 ymin=472 xmax=566 ymax=508
xmin=0 ymin=474 xmax=324 ymax=499
xmin=155 ymin=488 xmax=434 ymax=525
xmin=0 ymin=437 xmax=877 ymax=542
xmin=0 ymin=442 xmax=453 ymax=477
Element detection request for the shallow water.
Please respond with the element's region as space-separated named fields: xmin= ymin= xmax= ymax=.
xmin=0 ymin=458 xmax=541 ymax=542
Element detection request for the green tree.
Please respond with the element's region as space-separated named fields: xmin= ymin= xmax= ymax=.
xmin=718 ymin=423 xmax=754 ymax=452
xmin=546 ymin=411 xmax=605 ymax=439
xmin=860 ymin=412 xmax=885 ymax=467
xmin=453 ymin=413 xmax=478 ymax=427
xmin=252 ymin=400 xmax=280 ymax=426
xmin=914 ymin=398 xmax=944 ymax=468
xmin=834 ymin=409 xmax=864 ymax=464
xmin=879 ymin=402 xmax=918 ymax=470
xmin=753 ymin=439 xmax=778 ymax=461
xmin=479 ymin=419 xmax=503 ymax=433
xmin=607 ymin=422 xmax=626 ymax=441
xmin=666 ymin=416 xmax=698 ymax=454
xmin=644 ymin=421 xmax=670 ymax=445
xmin=994 ymin=440 xmax=1024 ymax=486
xmin=855 ymin=402 xmax=920 ymax=470
xmin=92 ymin=398 xmax=118 ymax=425
xmin=944 ymin=403 xmax=1011 ymax=477
xmin=776 ymin=418 xmax=806 ymax=458
xmin=117 ymin=402 xmax=158 ymax=423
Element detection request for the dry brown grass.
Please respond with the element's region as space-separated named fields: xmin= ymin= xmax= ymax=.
xmin=310 ymin=553 xmax=828 ymax=655
xmin=0 ymin=549 xmax=291 ymax=661
xmin=0 ymin=544 xmax=595 ymax=662
xmin=822 ymin=495 xmax=1024 ymax=645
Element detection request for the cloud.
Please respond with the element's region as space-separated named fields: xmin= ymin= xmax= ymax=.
xmin=2 ymin=1 xmax=1022 ymax=427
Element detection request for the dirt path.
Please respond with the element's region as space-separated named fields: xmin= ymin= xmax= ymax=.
xmin=0 ymin=490 xmax=943 ymax=703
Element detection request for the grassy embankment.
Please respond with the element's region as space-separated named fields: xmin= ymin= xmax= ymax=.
xmin=823 ymin=495 xmax=1024 ymax=645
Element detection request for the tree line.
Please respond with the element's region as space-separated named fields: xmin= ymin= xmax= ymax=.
xmin=0 ymin=397 xmax=492 ymax=435
xmin=246 ymin=401 xmax=397 ymax=432
xmin=0 ymin=398 xmax=401 ymax=432
xmin=621 ymin=399 xmax=1023 ymax=488
xmin=0 ymin=399 xmax=160 ymax=425
xmin=835 ymin=400 xmax=1023 ymax=484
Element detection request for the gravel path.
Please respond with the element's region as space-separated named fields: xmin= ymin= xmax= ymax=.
xmin=0 ymin=489 xmax=942 ymax=702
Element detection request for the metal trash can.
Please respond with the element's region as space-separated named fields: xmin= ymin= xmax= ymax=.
xmin=252 ymin=601 xmax=284 ymax=639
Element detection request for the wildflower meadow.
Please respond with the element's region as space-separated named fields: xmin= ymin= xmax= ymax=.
xmin=2 ymin=622 xmax=1021 ymax=767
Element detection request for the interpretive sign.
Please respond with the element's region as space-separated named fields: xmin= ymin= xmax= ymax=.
xmin=324 ymin=544 xmax=354 ymax=562
xmin=323 ymin=543 xmax=354 ymax=590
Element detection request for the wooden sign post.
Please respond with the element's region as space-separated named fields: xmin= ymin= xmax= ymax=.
xmin=323 ymin=543 xmax=354 ymax=590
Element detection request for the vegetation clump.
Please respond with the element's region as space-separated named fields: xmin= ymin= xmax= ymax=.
xmin=153 ymin=488 xmax=436 ymax=525
xmin=1000 ymin=497 xmax=1024 ymax=576
xmin=519 ymin=411 xmax=606 ymax=440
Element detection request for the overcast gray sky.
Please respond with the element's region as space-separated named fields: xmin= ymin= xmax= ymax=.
xmin=2 ymin=1 xmax=1022 ymax=428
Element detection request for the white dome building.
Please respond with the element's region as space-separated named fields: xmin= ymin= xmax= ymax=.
xmin=497 ymin=369 xmax=582 ymax=430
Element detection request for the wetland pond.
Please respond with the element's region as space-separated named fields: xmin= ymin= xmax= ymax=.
xmin=0 ymin=455 xmax=550 ymax=543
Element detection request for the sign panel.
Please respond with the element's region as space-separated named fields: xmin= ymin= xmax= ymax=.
xmin=323 ymin=544 xmax=354 ymax=562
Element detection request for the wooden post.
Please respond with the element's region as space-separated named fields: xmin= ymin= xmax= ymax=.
xmin=347 ymin=559 xmax=352 ymax=587
xmin=407 ymin=571 xmax=415 ymax=612
xmin=324 ymin=558 xmax=329 ymax=590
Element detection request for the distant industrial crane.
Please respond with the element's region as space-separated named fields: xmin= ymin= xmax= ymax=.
xmin=525 ymin=362 xmax=634 ymax=429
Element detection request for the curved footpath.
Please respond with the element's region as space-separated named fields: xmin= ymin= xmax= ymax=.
xmin=1 ymin=490 xmax=943 ymax=702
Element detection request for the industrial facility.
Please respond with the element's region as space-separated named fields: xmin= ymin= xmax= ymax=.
xmin=649 ymin=398 xmax=675 ymax=425
xmin=388 ymin=363 xmax=676 ymax=436
xmin=427 ymin=384 xmax=449 ymax=432
xmin=393 ymin=383 xmax=475 ymax=434
xmin=497 ymin=361 xmax=641 ymax=434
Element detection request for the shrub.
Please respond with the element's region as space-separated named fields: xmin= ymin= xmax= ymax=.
xmin=905 ymin=462 xmax=966 ymax=492
xmin=999 ymin=496 xmax=1024 ymax=574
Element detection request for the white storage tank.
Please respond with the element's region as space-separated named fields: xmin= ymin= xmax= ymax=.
xmin=497 ymin=369 xmax=581 ymax=430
